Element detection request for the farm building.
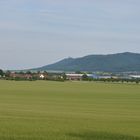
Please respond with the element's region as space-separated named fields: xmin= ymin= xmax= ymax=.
xmin=66 ymin=74 xmax=83 ymax=80
xmin=129 ymin=75 xmax=140 ymax=79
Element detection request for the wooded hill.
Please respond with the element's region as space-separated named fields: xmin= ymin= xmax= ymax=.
xmin=35 ymin=52 xmax=140 ymax=72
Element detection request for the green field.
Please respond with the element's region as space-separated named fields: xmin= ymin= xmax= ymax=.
xmin=0 ymin=80 xmax=140 ymax=140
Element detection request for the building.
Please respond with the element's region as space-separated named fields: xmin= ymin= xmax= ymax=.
xmin=9 ymin=72 xmax=48 ymax=80
xmin=129 ymin=75 xmax=140 ymax=79
xmin=39 ymin=74 xmax=45 ymax=79
xmin=98 ymin=75 xmax=112 ymax=79
xmin=10 ymin=73 xmax=33 ymax=79
xmin=66 ymin=74 xmax=83 ymax=80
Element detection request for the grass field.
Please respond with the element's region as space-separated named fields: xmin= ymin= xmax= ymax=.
xmin=0 ymin=80 xmax=140 ymax=140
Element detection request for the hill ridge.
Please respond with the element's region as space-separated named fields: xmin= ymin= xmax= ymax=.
xmin=34 ymin=52 xmax=140 ymax=72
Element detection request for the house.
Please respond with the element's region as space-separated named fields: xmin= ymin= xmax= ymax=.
xmin=31 ymin=72 xmax=48 ymax=80
xmin=10 ymin=72 xmax=33 ymax=79
xmin=39 ymin=74 xmax=45 ymax=79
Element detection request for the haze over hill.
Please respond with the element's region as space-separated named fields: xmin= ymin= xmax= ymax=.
xmin=34 ymin=52 xmax=140 ymax=72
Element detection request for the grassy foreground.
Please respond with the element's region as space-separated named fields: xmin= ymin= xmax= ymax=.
xmin=0 ymin=80 xmax=140 ymax=140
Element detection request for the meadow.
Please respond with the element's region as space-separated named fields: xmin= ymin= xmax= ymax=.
xmin=0 ymin=80 xmax=140 ymax=140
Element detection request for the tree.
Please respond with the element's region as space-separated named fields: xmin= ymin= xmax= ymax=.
xmin=75 ymin=71 xmax=82 ymax=74
xmin=26 ymin=71 xmax=32 ymax=74
xmin=82 ymin=74 xmax=88 ymax=80
xmin=19 ymin=71 xmax=24 ymax=74
xmin=135 ymin=79 xmax=139 ymax=84
xmin=62 ymin=73 xmax=67 ymax=80
xmin=0 ymin=69 xmax=4 ymax=76
xmin=37 ymin=71 xmax=41 ymax=74
xmin=5 ymin=70 xmax=11 ymax=77
xmin=44 ymin=71 xmax=48 ymax=74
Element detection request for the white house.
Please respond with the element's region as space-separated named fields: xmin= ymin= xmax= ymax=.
xmin=39 ymin=74 xmax=45 ymax=79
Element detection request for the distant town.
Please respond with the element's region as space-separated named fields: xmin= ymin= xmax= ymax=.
xmin=0 ymin=69 xmax=140 ymax=84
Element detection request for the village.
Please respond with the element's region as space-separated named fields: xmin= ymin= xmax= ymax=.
xmin=0 ymin=69 xmax=140 ymax=83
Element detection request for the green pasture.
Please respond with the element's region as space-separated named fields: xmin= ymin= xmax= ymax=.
xmin=0 ymin=80 xmax=140 ymax=140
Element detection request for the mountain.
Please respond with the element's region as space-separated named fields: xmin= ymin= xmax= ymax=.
xmin=35 ymin=52 xmax=140 ymax=72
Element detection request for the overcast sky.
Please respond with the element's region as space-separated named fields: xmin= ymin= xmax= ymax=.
xmin=0 ymin=0 xmax=140 ymax=70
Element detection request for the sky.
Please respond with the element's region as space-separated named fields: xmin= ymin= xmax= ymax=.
xmin=0 ymin=0 xmax=140 ymax=70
